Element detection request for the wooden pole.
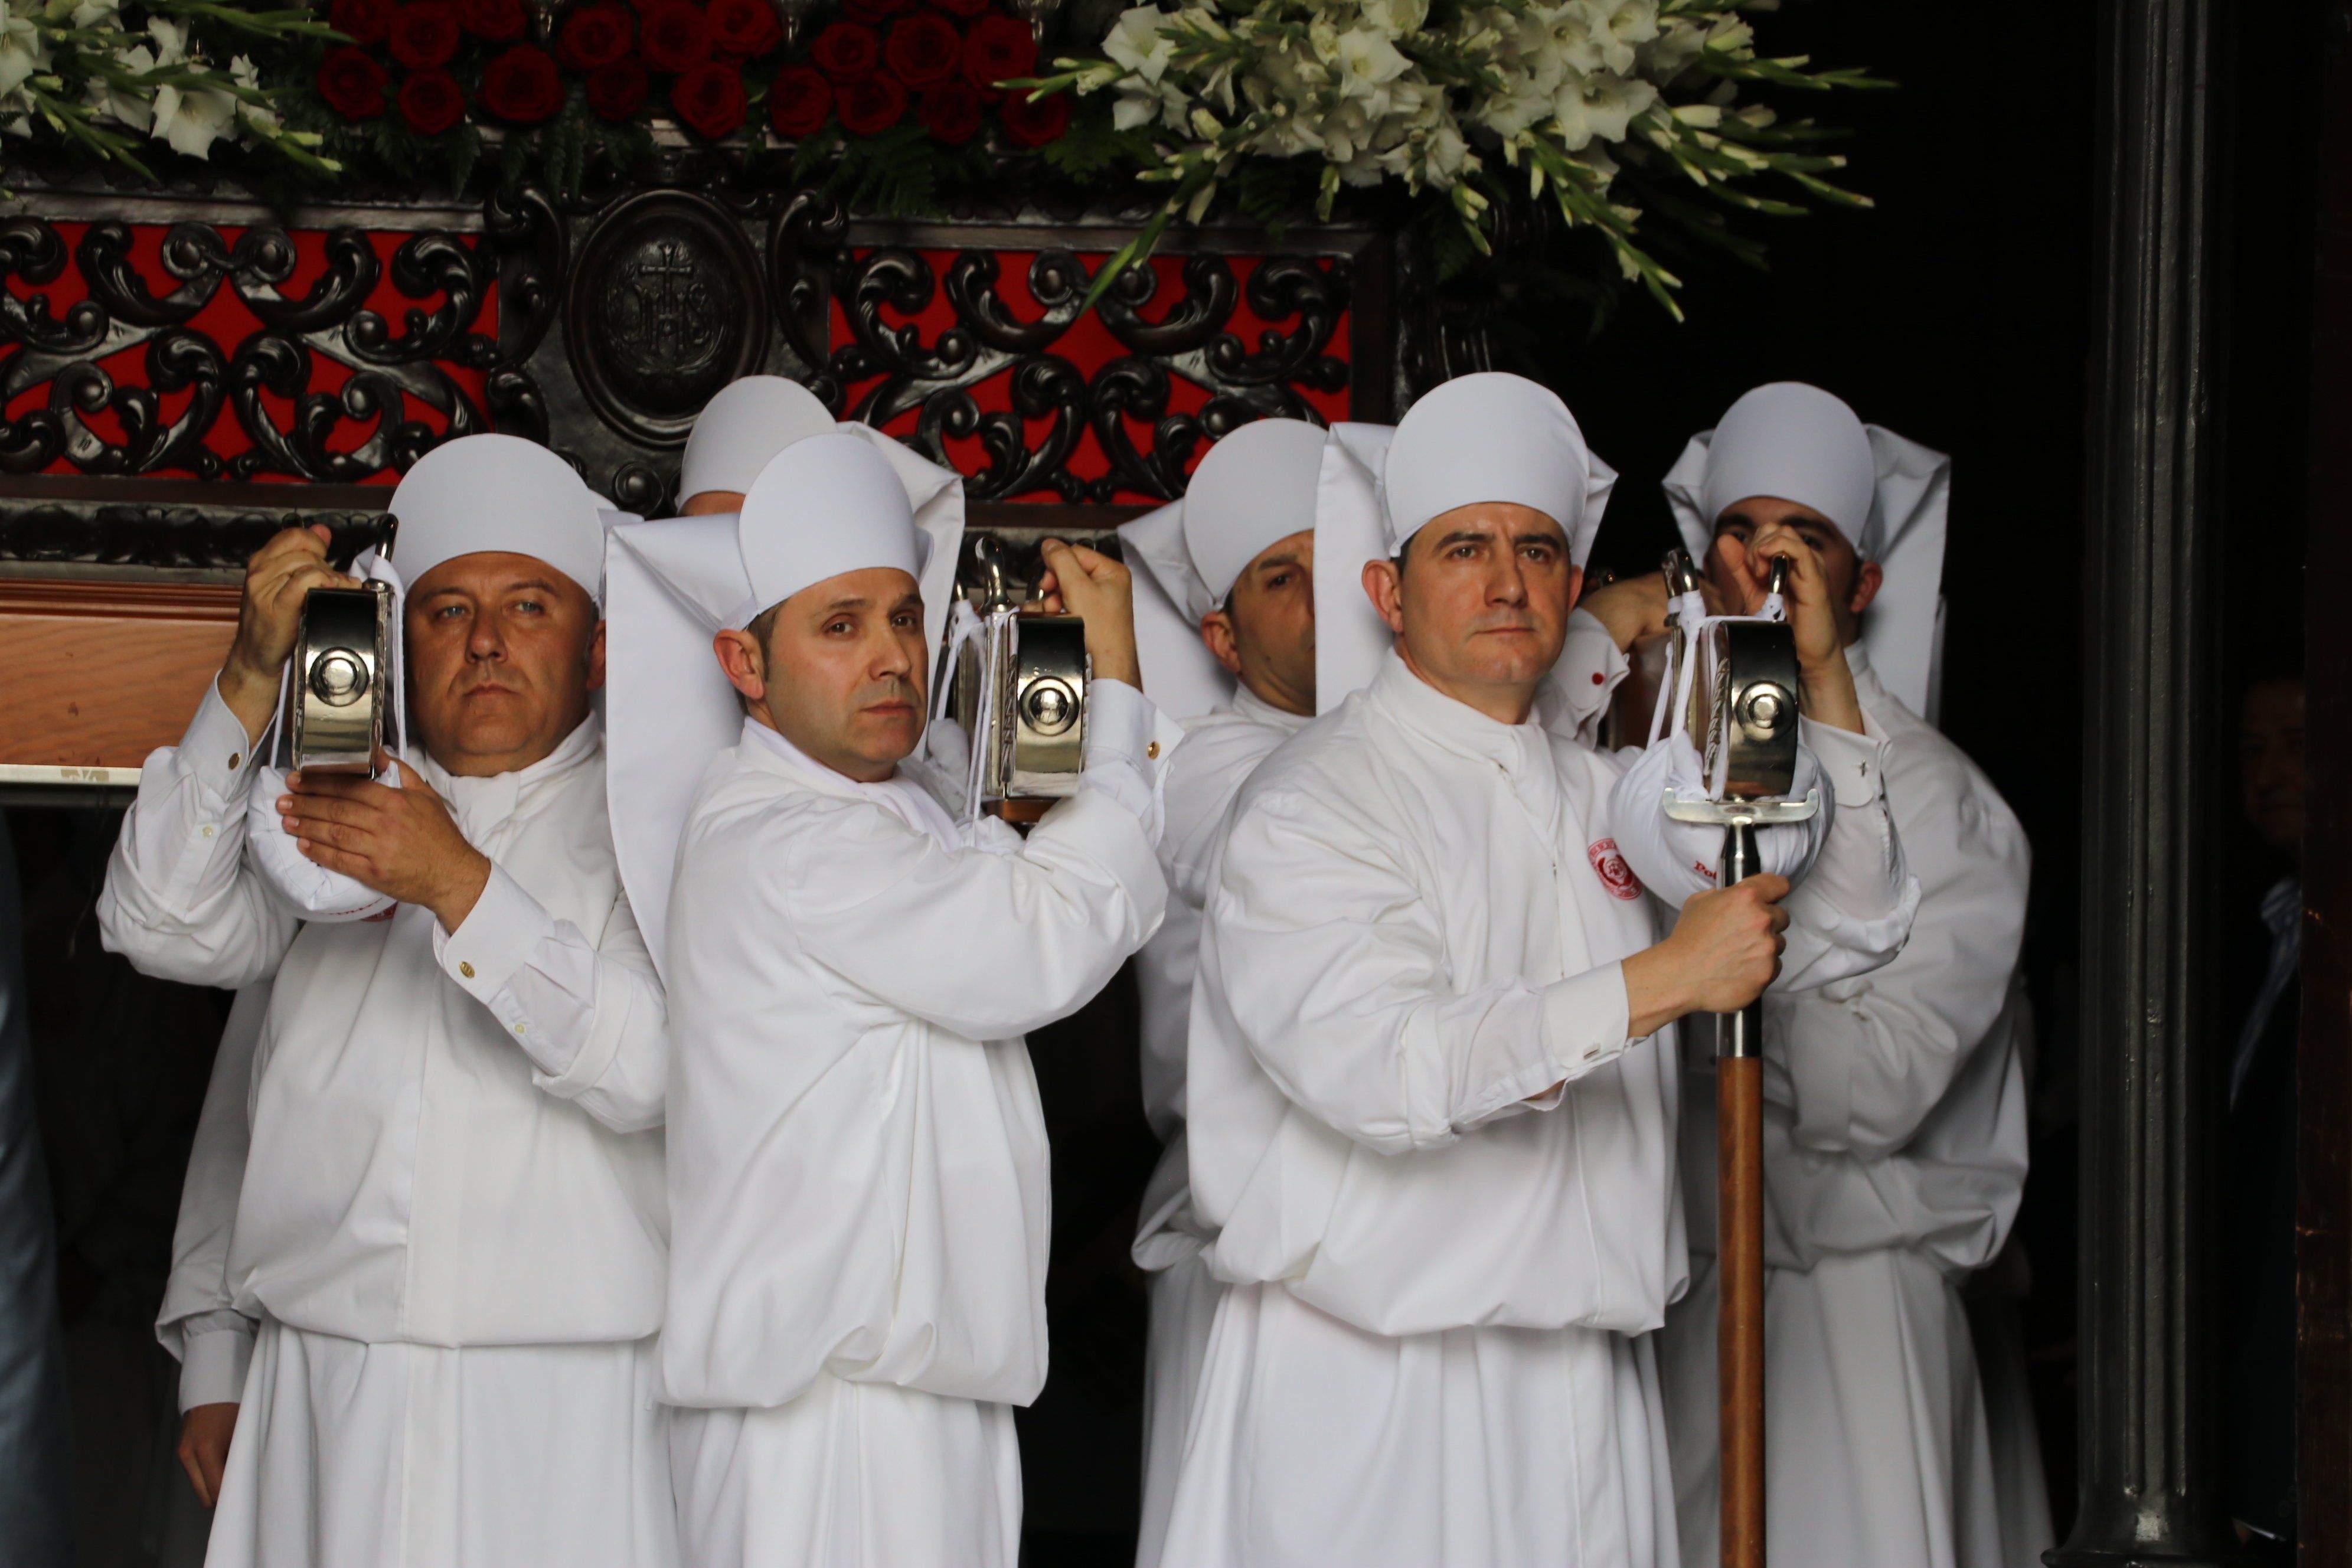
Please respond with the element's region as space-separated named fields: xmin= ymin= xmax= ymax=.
xmin=1718 ymin=821 xmax=1766 ymax=1568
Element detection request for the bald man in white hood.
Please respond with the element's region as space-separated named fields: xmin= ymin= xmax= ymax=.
xmin=1572 ymin=383 xmax=2040 ymax=1568
xmin=101 ymin=435 xmax=675 ymax=1568
xmin=1159 ymin=373 xmax=1919 ymax=1568
xmin=1121 ymin=417 xmax=1331 ymax=1567
xmin=671 ymin=374 xmax=838 ymax=516
xmin=637 ymin=434 xmax=1183 ymax=1568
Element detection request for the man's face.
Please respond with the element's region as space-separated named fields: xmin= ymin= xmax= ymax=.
xmin=1363 ymin=502 xmax=1579 ymax=719
xmin=1201 ymin=528 xmax=1315 ymax=717
xmin=727 ymin=567 xmax=927 ymax=783
xmin=2239 ymin=677 xmax=2305 ymax=861
xmin=404 ymin=551 xmax=603 ymax=778
xmin=1707 ymin=495 xmax=1882 ymax=639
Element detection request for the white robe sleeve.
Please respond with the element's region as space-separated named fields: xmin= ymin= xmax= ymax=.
xmin=97 ymin=682 xmax=299 ymax=989
xmin=435 ymin=869 xmax=669 ymax=1133
xmin=1770 ymin=775 xmax=2028 ymax=1158
xmin=781 ymin=786 xmax=1170 ymax=1045
xmin=1772 ymin=718 xmax=1919 ymax=992
xmin=157 ymin=984 xmax=267 ymax=1411
xmin=1202 ymin=788 xmax=1635 ymax=1158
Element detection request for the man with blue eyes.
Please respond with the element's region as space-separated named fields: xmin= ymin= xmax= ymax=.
xmin=1158 ymin=373 xmax=1916 ymax=1568
xmin=1122 ymin=416 xmax=1331 ymax=1568
xmin=102 ymin=435 xmax=675 ymax=1568
xmin=634 ymin=433 xmax=1182 ymax=1568
xmin=1576 ymin=383 xmax=2039 ymax=1568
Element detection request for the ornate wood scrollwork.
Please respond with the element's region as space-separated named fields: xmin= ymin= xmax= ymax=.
xmin=769 ymin=214 xmax=1358 ymax=504
xmin=0 ymin=208 xmax=501 ymax=488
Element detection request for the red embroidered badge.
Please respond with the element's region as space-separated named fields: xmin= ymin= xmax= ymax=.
xmin=1587 ymin=838 xmax=1641 ymax=901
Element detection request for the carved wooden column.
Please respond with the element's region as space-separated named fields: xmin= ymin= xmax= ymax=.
xmin=2047 ymin=0 xmax=2237 ymax=1562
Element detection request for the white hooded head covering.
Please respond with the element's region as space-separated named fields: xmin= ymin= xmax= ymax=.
xmin=734 ymin=432 xmax=921 ymax=626
xmin=679 ymin=375 xmax=837 ymax=504
xmin=1124 ymin=416 xmax=1334 ymax=723
xmin=604 ymin=423 xmax=965 ymax=977
xmin=1662 ymin=381 xmax=1953 ymax=718
xmin=384 ymin=434 xmax=609 ymax=606
xmin=1378 ymin=371 xmax=1618 ymax=563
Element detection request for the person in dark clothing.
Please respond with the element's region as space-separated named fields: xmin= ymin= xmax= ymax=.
xmin=2222 ymin=667 xmax=2304 ymax=1557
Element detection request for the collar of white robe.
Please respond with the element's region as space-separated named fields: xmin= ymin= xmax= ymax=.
xmin=385 ymin=433 xmax=611 ymax=607
xmin=1662 ymin=380 xmax=1954 ymax=721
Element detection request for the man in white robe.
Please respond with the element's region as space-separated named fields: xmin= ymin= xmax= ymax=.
xmin=1160 ymin=372 xmax=1918 ymax=1568
xmin=101 ymin=435 xmax=675 ymax=1568
xmin=631 ymin=433 xmax=1184 ymax=1568
xmin=1122 ymin=417 xmax=1331 ymax=1567
xmin=1573 ymin=382 xmax=2041 ymax=1568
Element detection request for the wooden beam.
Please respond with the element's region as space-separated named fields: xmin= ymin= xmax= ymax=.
xmin=0 ymin=577 xmax=239 ymax=780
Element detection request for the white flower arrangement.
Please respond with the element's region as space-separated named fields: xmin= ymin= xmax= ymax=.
xmin=1027 ymin=0 xmax=1884 ymax=315
xmin=0 ymin=0 xmax=336 ymax=178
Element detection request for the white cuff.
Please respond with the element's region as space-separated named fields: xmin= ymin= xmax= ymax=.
xmin=182 ymin=681 xmax=268 ymax=809
xmin=1800 ymin=715 xmax=1892 ymax=809
xmin=436 ymin=864 xmax=556 ymax=1005
xmin=177 ymin=1322 xmax=257 ymax=1411
xmin=1080 ymin=678 xmax=1186 ymax=841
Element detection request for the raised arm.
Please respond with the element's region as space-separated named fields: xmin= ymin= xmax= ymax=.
xmin=436 ymin=874 xmax=670 ymax=1133
xmin=1199 ymin=787 xmax=1787 ymax=1157
xmin=1772 ymin=779 xmax=2028 ymax=1157
xmin=99 ymin=527 xmax=357 ymax=988
xmin=784 ymin=770 xmax=1170 ymax=1043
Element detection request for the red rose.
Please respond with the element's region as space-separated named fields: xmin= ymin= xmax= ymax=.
xmin=834 ymin=73 xmax=905 ymax=135
xmin=315 ymin=46 xmax=389 ymax=117
xmin=918 ymin=79 xmax=980 ymax=144
xmin=998 ymin=86 xmax=1067 ymax=148
xmin=961 ymin=13 xmax=1035 ymax=92
xmin=842 ymin=0 xmax=917 ymax=19
xmin=669 ymin=62 xmax=745 ymax=137
xmin=387 ymin=1 xmax=462 ymax=68
xmin=396 ymin=68 xmax=466 ymax=132
xmin=638 ymin=0 xmax=710 ymax=70
xmin=327 ymin=0 xmax=393 ymax=45
xmin=704 ymin=0 xmax=779 ymax=58
xmin=932 ymin=0 xmax=991 ymax=15
xmin=808 ymin=20 xmax=878 ymax=81
xmin=479 ymin=43 xmax=564 ymax=122
xmin=557 ymin=1 xmax=633 ymax=68
xmin=585 ymin=59 xmax=649 ymax=117
xmin=767 ymin=63 xmax=831 ymax=136
xmin=459 ymin=0 xmax=525 ymax=38
xmin=882 ymin=12 xmax=958 ymax=89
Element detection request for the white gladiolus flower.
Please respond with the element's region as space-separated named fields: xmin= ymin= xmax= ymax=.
xmin=1103 ymin=9 xmax=1177 ymax=84
xmin=84 ymin=40 xmax=155 ymax=130
xmin=145 ymin=15 xmax=190 ymax=64
xmin=69 ymin=0 xmax=122 ymax=29
xmin=230 ymin=54 xmax=275 ymax=137
xmin=1333 ymin=27 xmax=1409 ymax=106
xmin=1477 ymin=70 xmax=1552 ymax=138
xmin=1550 ymin=73 xmax=1657 ymax=150
xmin=1359 ymin=0 xmax=1428 ymax=37
xmin=0 ymin=5 xmax=52 ymax=102
xmin=1581 ymin=0 xmax=1659 ymax=76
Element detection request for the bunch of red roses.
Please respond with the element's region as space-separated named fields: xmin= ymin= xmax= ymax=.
xmin=311 ymin=0 xmax=1071 ymax=149
xmin=774 ymin=0 xmax=1067 ymax=147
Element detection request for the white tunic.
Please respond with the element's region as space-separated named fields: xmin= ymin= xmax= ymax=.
xmin=1650 ymin=646 xmax=2040 ymax=1568
xmin=1163 ymin=652 xmax=1912 ymax=1568
xmin=659 ymin=688 xmax=1178 ymax=1568
xmin=102 ymin=687 xmax=674 ymax=1568
xmin=1131 ymin=685 xmax=1310 ymax=1568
